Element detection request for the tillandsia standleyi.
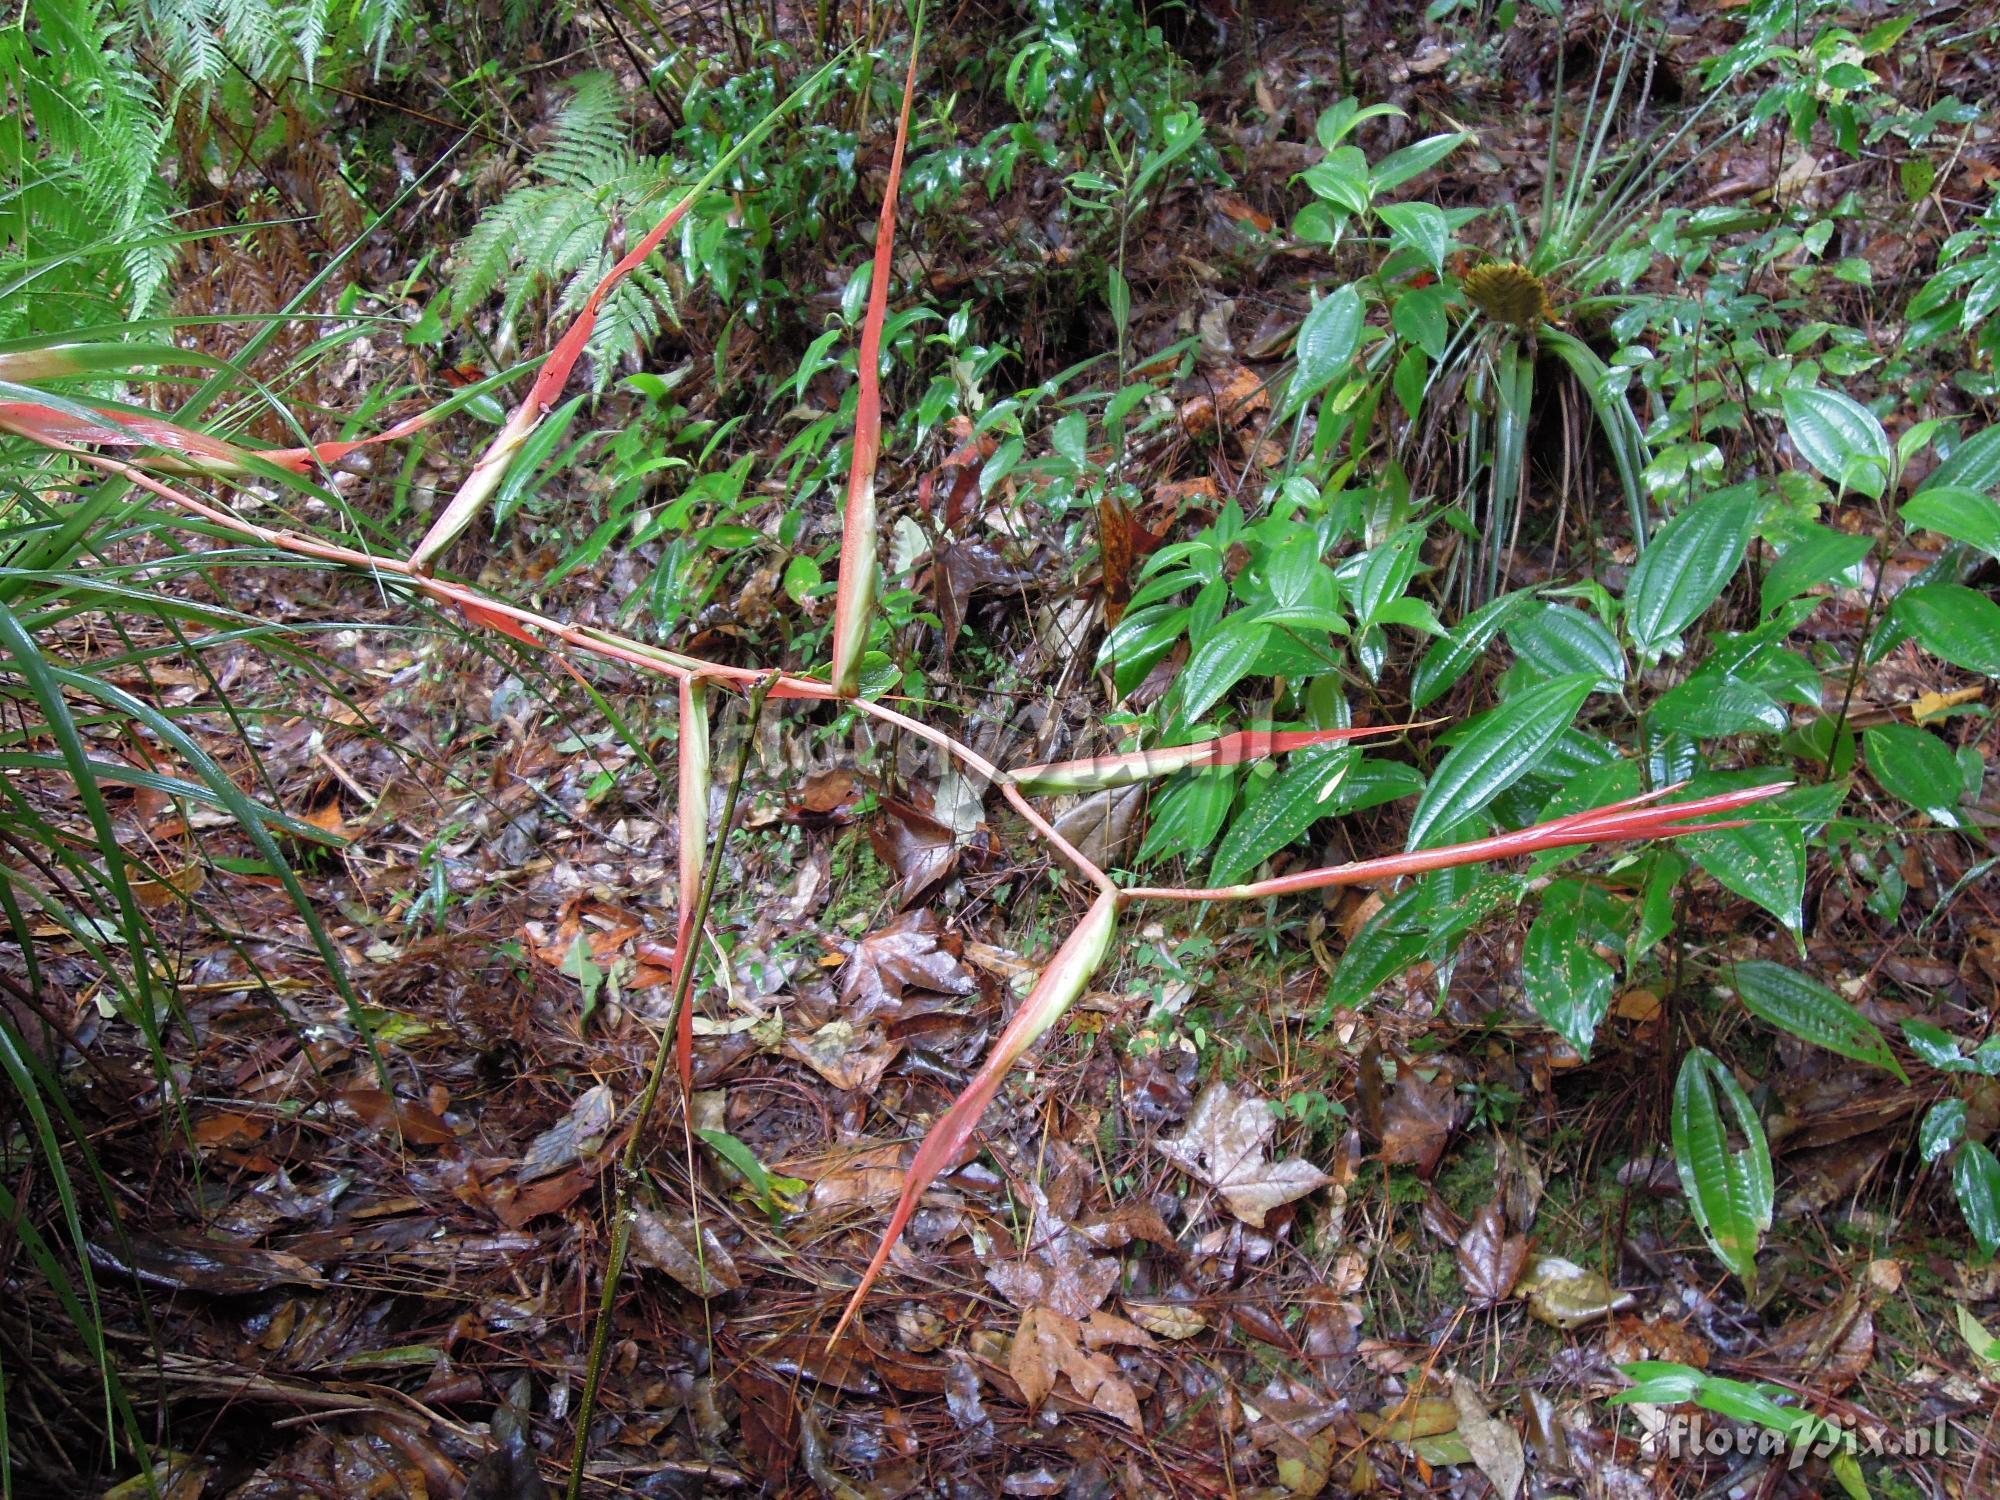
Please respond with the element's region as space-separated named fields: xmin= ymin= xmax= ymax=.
xmin=0 ymin=4 xmax=1791 ymax=1443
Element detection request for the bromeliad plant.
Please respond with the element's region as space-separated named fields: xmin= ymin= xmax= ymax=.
xmin=0 ymin=6 xmax=1797 ymax=1471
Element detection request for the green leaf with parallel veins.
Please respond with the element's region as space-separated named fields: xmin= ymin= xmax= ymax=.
xmin=1412 ymin=591 xmax=1530 ymax=709
xmin=1648 ymin=670 xmax=1788 ymax=738
xmin=1673 ymin=1047 xmax=1773 ymax=1295
xmin=1523 ymin=887 xmax=1617 ymax=1058
xmin=1893 ymin=583 xmax=2000 ymax=676
xmin=1760 ymin=523 xmax=1872 ymax=614
xmin=1953 ymin=1140 xmax=2000 ymax=1257
xmin=1507 ymin=603 xmax=1625 ymax=691
xmin=1284 ymin=284 xmax=1363 ymax=417
xmin=1378 ymin=201 xmax=1450 ymax=272
xmin=1211 ymin=748 xmax=1355 ymax=887
xmin=1686 ymin=804 xmax=1805 ymax=938
xmin=1177 ymin=612 xmax=1273 ymax=727
xmin=1405 ymin=674 xmax=1594 ymax=850
xmin=1625 ymin=485 xmax=1763 ymax=659
xmin=1921 ymin=1099 xmax=1967 ymax=1164
xmin=1138 ymin=768 xmax=1235 ymax=864
xmin=1732 ymin=960 xmax=1905 ymax=1079
xmin=1369 ymin=132 xmax=1468 ymax=193
xmin=1782 ymin=387 xmax=1890 ymax=497
xmin=1921 ymin=423 xmax=2000 ymax=495
xmin=1902 ymin=485 xmax=2000 ymax=561
xmin=1865 ymin=723 xmax=1966 ymax=826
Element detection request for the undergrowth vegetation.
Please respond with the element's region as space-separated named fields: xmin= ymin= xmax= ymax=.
xmin=1 ymin=0 xmax=1997 ymax=1493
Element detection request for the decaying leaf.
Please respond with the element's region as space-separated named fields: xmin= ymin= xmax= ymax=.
xmin=1377 ymin=1065 xmax=1456 ymax=1176
xmin=630 ymin=1208 xmax=742 ymax=1296
xmin=1456 ymin=1198 xmax=1530 ymax=1305
xmin=842 ymin=909 xmax=976 ymax=1020
xmin=1157 ymin=1080 xmax=1337 ymax=1226
xmin=1515 ymin=1254 xmax=1633 ymax=1329
xmin=1004 ymin=1306 xmax=1144 ymax=1432
xmin=1451 ymin=1376 xmax=1525 ymax=1500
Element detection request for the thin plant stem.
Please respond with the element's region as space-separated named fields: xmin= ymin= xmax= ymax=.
xmin=562 ymin=672 xmax=777 ymax=1500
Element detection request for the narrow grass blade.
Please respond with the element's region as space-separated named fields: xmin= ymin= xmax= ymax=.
xmin=833 ymin=888 xmax=1115 ymax=1336
xmin=830 ymin=4 xmax=927 ymax=695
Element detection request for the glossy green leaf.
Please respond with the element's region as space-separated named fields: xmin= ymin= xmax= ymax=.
xmin=1921 ymin=1099 xmax=1967 ymax=1164
xmin=1893 ymin=583 xmax=2000 ymax=676
xmin=1731 ymin=960 xmax=1905 ymax=1079
xmin=1377 ymin=201 xmax=1449 ymax=272
xmin=1686 ymin=806 xmax=1805 ymax=938
xmin=1624 ymin=484 xmax=1762 ymax=659
xmin=1327 ymin=873 xmax=1514 ymax=1009
xmin=1921 ymin=423 xmax=2000 ymax=495
xmin=1648 ymin=671 xmax=1787 ymax=738
xmin=1507 ymin=603 xmax=1625 ymax=691
xmin=1138 ymin=768 xmax=1234 ymax=864
xmin=1760 ymin=523 xmax=1872 ymax=614
xmin=1953 ymin=1140 xmax=2000 ymax=1257
xmin=1285 ymin=284 xmax=1363 ymax=417
xmin=1411 ymin=591 xmax=1530 ymax=709
xmin=1405 ymin=674 xmax=1594 ymax=850
xmin=1522 ymin=888 xmax=1617 ymax=1058
xmin=1864 ymin=723 xmax=1966 ymax=826
xmin=1782 ymin=387 xmax=1890 ymax=497
xmin=1177 ymin=612 xmax=1272 ymax=726
xmin=1211 ymin=748 xmax=1355 ymax=887
xmin=1902 ymin=485 xmax=2000 ymax=561
xmin=1369 ymin=131 xmax=1467 ymax=193
xmin=1672 ymin=1047 xmax=1773 ymax=1295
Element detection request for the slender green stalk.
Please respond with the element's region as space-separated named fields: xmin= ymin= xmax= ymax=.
xmin=563 ymin=673 xmax=776 ymax=1500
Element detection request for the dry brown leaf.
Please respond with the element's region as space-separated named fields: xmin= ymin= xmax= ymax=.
xmin=1009 ymin=1306 xmax=1067 ymax=1410
xmin=1451 ymin=1376 xmax=1524 ymax=1500
xmin=1122 ymin=1300 xmax=1207 ymax=1340
xmin=630 ymin=1208 xmax=741 ymax=1296
xmin=1378 ymin=1067 xmax=1456 ymax=1176
xmin=1455 ymin=1198 xmax=1529 ymax=1305
xmin=1157 ymin=1080 xmax=1337 ymax=1227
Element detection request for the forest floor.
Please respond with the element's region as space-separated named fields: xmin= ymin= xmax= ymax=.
xmin=7 ymin=1 xmax=2000 ymax=1497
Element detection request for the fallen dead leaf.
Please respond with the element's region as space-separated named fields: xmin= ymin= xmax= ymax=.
xmin=1455 ymin=1198 xmax=1529 ymax=1305
xmin=630 ymin=1207 xmax=741 ymax=1296
xmin=1451 ymin=1376 xmax=1525 ymax=1500
xmin=1157 ymin=1080 xmax=1337 ymax=1227
xmin=1515 ymin=1254 xmax=1633 ymax=1329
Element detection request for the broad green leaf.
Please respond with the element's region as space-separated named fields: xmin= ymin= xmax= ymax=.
xmin=1286 ymin=284 xmax=1364 ymax=416
xmin=1405 ymin=674 xmax=1595 ymax=850
xmin=1731 ymin=960 xmax=1905 ymax=1079
xmin=1864 ymin=723 xmax=1966 ymax=826
xmin=1921 ymin=1099 xmax=1967 ymax=1164
xmin=1378 ymin=201 xmax=1449 ymax=272
xmin=1921 ymin=423 xmax=2000 ymax=495
xmin=1624 ymin=484 xmax=1762 ymax=659
xmin=1686 ymin=807 xmax=1806 ymax=938
xmin=1953 ymin=1140 xmax=2000 ymax=1257
xmin=1959 ymin=1303 xmax=2000 ymax=1367
xmin=1507 ymin=603 xmax=1625 ymax=691
xmin=1138 ymin=769 xmax=1235 ymax=864
xmin=1211 ymin=748 xmax=1355 ymax=887
xmin=1607 ymin=1361 xmax=1706 ymax=1406
xmin=1327 ymin=873 xmax=1515 ymax=1009
xmin=1648 ymin=671 xmax=1787 ymax=738
xmin=1672 ymin=1047 xmax=1773 ymax=1295
xmin=1177 ymin=612 xmax=1272 ymax=726
xmin=1902 ymin=485 xmax=2000 ymax=561
xmin=1370 ymin=132 xmax=1468 ymax=193
xmin=1522 ymin=887 xmax=1616 ymax=1057
xmin=1782 ymin=387 xmax=1890 ymax=497
xmin=1893 ymin=583 xmax=2000 ymax=676
xmin=1411 ymin=591 xmax=1530 ymax=709
xmin=1760 ymin=523 xmax=1872 ymax=614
